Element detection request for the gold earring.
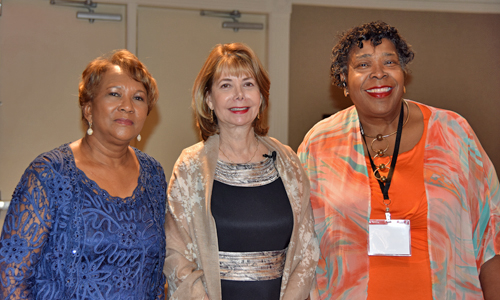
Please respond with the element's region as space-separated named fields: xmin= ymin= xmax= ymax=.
xmin=403 ymin=86 xmax=406 ymax=94
xmin=344 ymin=89 xmax=349 ymax=97
xmin=210 ymin=109 xmax=214 ymax=123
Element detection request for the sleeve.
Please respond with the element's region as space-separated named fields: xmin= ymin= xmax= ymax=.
xmin=0 ymin=161 xmax=54 ymax=299
xmin=297 ymin=136 xmax=329 ymax=300
xmin=283 ymin=148 xmax=320 ymax=300
xmin=467 ymin=121 xmax=500 ymax=265
xmin=164 ymin=160 xmax=208 ymax=300
xmin=153 ymin=162 xmax=168 ymax=300
xmin=284 ymin=197 xmax=319 ymax=300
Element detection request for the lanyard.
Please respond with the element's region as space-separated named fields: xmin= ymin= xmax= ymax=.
xmin=360 ymin=102 xmax=405 ymax=219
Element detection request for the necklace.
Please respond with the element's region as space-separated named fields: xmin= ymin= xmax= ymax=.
xmin=360 ymin=101 xmax=407 ymax=183
xmin=219 ymin=137 xmax=260 ymax=164
xmin=360 ymin=99 xmax=411 ymax=158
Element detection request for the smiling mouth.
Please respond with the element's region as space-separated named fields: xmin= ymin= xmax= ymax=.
xmin=366 ymin=87 xmax=392 ymax=93
xmin=230 ymin=107 xmax=249 ymax=111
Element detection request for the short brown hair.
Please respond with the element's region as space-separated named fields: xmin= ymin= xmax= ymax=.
xmin=192 ymin=43 xmax=270 ymax=141
xmin=78 ymin=49 xmax=159 ymax=119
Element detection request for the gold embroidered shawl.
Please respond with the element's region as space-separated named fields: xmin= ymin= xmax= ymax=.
xmin=165 ymin=134 xmax=319 ymax=300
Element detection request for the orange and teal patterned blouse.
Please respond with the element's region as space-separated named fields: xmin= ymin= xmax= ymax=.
xmin=298 ymin=101 xmax=500 ymax=300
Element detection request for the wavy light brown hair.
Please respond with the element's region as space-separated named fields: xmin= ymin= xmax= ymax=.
xmin=192 ymin=43 xmax=270 ymax=141
xmin=331 ymin=21 xmax=415 ymax=88
xmin=78 ymin=49 xmax=159 ymax=120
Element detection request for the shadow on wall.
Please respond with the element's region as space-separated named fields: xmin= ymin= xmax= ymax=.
xmin=133 ymin=106 xmax=160 ymax=150
xmin=324 ymin=84 xmax=351 ymax=119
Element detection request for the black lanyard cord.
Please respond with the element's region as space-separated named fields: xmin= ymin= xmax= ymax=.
xmin=361 ymin=101 xmax=405 ymax=200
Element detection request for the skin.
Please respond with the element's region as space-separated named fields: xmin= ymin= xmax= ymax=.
xmin=206 ymin=71 xmax=268 ymax=163
xmin=480 ymin=255 xmax=500 ymax=299
xmin=70 ymin=65 xmax=149 ymax=198
xmin=347 ymin=39 xmax=500 ymax=297
xmin=345 ymin=38 xmax=423 ymax=156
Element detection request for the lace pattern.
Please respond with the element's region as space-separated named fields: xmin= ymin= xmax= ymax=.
xmin=0 ymin=143 xmax=167 ymax=300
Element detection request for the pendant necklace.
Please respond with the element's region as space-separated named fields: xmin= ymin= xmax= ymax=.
xmin=360 ymin=100 xmax=409 ymax=183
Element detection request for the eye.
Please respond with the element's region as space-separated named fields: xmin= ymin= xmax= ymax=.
xmin=244 ymin=81 xmax=255 ymax=87
xmin=220 ymin=83 xmax=230 ymax=88
xmin=109 ymin=92 xmax=120 ymax=97
xmin=134 ymin=96 xmax=145 ymax=101
xmin=355 ymin=62 xmax=369 ymax=68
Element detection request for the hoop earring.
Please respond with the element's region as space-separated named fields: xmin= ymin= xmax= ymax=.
xmin=137 ymin=134 xmax=142 ymax=142
xmin=87 ymin=121 xmax=93 ymax=136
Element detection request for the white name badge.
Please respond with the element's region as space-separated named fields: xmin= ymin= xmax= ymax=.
xmin=368 ymin=219 xmax=411 ymax=256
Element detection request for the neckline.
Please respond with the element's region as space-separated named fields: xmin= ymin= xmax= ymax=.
xmin=64 ymin=143 xmax=143 ymax=205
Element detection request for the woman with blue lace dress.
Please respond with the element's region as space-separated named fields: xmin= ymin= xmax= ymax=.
xmin=0 ymin=50 xmax=167 ymax=299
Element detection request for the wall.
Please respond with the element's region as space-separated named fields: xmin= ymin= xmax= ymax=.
xmin=1 ymin=0 xmax=499 ymax=207
xmin=289 ymin=5 xmax=500 ymax=172
xmin=0 ymin=0 xmax=270 ymax=207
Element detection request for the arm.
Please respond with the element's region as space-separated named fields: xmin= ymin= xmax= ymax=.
xmin=0 ymin=163 xmax=53 ymax=299
xmin=480 ymin=255 xmax=500 ymax=300
xmin=164 ymin=168 xmax=208 ymax=300
xmin=283 ymin=200 xmax=320 ymax=300
xmin=281 ymin=148 xmax=320 ymax=300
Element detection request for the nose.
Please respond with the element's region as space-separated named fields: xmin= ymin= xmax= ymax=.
xmin=119 ymin=96 xmax=135 ymax=113
xmin=234 ymin=85 xmax=244 ymax=100
xmin=370 ymin=62 xmax=387 ymax=80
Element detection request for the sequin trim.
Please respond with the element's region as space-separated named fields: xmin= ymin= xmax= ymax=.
xmin=214 ymin=155 xmax=279 ymax=187
xmin=219 ymin=248 xmax=287 ymax=281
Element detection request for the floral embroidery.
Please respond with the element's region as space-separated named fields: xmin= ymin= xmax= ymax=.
xmin=0 ymin=143 xmax=167 ymax=300
xmin=0 ymin=234 xmax=29 ymax=264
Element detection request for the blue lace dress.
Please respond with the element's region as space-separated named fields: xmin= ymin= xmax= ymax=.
xmin=0 ymin=143 xmax=167 ymax=300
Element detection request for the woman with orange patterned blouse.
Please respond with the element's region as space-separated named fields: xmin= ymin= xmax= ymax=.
xmin=298 ymin=21 xmax=500 ymax=299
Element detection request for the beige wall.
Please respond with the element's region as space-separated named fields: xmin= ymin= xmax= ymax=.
xmin=0 ymin=0 xmax=126 ymax=200
xmin=0 ymin=0 xmax=268 ymax=205
xmin=136 ymin=6 xmax=267 ymax=180
xmin=289 ymin=5 xmax=500 ymax=171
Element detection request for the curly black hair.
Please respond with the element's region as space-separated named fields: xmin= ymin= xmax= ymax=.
xmin=331 ymin=21 xmax=415 ymax=88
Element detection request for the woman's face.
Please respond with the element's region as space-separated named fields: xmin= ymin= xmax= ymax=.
xmin=206 ymin=71 xmax=261 ymax=133
xmin=346 ymin=38 xmax=405 ymax=121
xmin=85 ymin=65 xmax=148 ymax=143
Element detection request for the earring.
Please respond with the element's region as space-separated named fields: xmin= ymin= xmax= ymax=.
xmin=257 ymin=112 xmax=260 ymax=120
xmin=137 ymin=134 xmax=142 ymax=142
xmin=87 ymin=121 xmax=93 ymax=136
xmin=403 ymin=86 xmax=406 ymax=94
xmin=210 ymin=109 xmax=214 ymax=123
xmin=344 ymin=89 xmax=349 ymax=97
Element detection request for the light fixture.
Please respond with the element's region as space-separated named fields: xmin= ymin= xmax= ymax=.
xmin=200 ymin=9 xmax=264 ymax=32
xmin=77 ymin=12 xmax=121 ymax=21
xmin=222 ymin=22 xmax=264 ymax=31
xmin=51 ymin=0 xmax=122 ymax=23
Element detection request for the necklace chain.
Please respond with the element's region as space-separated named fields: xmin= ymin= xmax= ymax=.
xmin=219 ymin=137 xmax=260 ymax=164
xmin=362 ymin=100 xmax=410 ymax=139
xmin=360 ymin=100 xmax=411 ymax=183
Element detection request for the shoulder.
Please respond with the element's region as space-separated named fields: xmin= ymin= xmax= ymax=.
xmin=300 ymin=106 xmax=357 ymax=146
xmin=29 ymin=143 xmax=72 ymax=174
xmin=418 ymin=102 xmax=474 ymax=136
xmin=134 ymin=147 xmax=164 ymax=172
